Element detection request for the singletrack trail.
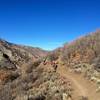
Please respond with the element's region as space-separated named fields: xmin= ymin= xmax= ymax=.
xmin=57 ymin=65 xmax=100 ymax=100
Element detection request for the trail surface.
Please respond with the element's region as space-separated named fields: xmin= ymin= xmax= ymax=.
xmin=21 ymin=61 xmax=100 ymax=100
xmin=57 ymin=65 xmax=100 ymax=100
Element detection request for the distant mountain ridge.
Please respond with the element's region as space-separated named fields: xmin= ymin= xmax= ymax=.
xmin=0 ymin=38 xmax=48 ymax=69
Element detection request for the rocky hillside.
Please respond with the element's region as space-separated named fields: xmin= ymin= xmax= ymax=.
xmin=61 ymin=30 xmax=100 ymax=73
xmin=0 ymin=39 xmax=48 ymax=69
xmin=0 ymin=31 xmax=100 ymax=100
xmin=0 ymin=39 xmax=72 ymax=100
xmin=43 ymin=30 xmax=100 ymax=99
xmin=59 ymin=31 xmax=100 ymax=94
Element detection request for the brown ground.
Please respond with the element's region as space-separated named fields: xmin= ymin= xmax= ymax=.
xmin=57 ymin=65 xmax=100 ymax=100
xmin=6 ymin=60 xmax=100 ymax=100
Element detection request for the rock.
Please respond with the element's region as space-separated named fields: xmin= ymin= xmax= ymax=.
xmin=90 ymin=76 xmax=97 ymax=82
xmin=63 ymin=93 xmax=72 ymax=100
xmin=96 ymin=86 xmax=100 ymax=92
xmin=74 ymin=68 xmax=82 ymax=73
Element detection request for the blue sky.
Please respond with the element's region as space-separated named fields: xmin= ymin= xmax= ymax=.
xmin=0 ymin=0 xmax=100 ymax=50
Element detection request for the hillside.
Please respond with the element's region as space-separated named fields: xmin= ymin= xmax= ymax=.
xmin=58 ymin=30 xmax=100 ymax=99
xmin=0 ymin=39 xmax=73 ymax=100
xmin=60 ymin=31 xmax=100 ymax=79
xmin=0 ymin=39 xmax=48 ymax=69
xmin=0 ymin=31 xmax=100 ymax=100
xmin=41 ymin=30 xmax=100 ymax=100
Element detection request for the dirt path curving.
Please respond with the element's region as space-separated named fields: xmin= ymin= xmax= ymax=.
xmin=57 ymin=65 xmax=100 ymax=100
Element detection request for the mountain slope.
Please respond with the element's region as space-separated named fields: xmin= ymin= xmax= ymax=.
xmin=0 ymin=39 xmax=48 ymax=69
xmin=61 ymin=30 xmax=100 ymax=68
xmin=0 ymin=39 xmax=73 ymax=100
xmin=42 ymin=30 xmax=100 ymax=99
xmin=0 ymin=31 xmax=100 ymax=100
xmin=57 ymin=30 xmax=100 ymax=99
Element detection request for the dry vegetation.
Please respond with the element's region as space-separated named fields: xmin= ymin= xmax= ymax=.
xmin=61 ymin=31 xmax=100 ymax=93
xmin=0 ymin=61 xmax=72 ymax=100
xmin=0 ymin=30 xmax=100 ymax=100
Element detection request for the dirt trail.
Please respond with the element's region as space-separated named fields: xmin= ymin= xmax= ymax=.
xmin=57 ymin=65 xmax=100 ymax=100
xmin=20 ymin=61 xmax=100 ymax=100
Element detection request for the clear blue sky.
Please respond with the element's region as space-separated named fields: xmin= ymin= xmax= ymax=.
xmin=0 ymin=0 xmax=100 ymax=50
